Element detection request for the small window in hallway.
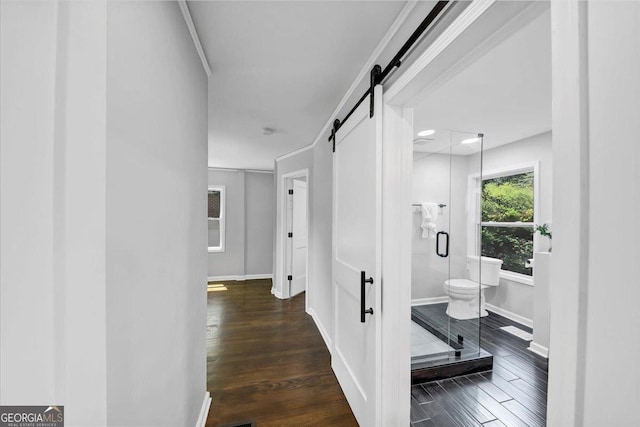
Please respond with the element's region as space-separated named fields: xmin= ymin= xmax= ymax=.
xmin=208 ymin=186 xmax=225 ymax=252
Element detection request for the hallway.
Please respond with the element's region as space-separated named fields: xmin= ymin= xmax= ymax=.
xmin=206 ymin=279 xmax=357 ymax=426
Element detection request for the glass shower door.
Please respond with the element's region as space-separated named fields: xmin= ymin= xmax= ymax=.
xmin=411 ymin=129 xmax=483 ymax=366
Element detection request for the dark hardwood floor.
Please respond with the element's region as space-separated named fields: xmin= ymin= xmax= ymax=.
xmin=411 ymin=305 xmax=548 ymax=427
xmin=205 ymin=279 xmax=357 ymax=427
xmin=206 ymin=281 xmax=546 ymax=426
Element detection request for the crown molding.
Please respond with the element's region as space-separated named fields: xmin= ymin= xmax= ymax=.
xmin=178 ymin=0 xmax=212 ymax=77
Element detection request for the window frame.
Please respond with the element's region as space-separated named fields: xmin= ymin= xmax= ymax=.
xmin=468 ymin=162 xmax=540 ymax=286
xmin=208 ymin=185 xmax=226 ymax=253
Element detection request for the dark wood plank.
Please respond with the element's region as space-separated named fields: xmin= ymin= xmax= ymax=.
xmin=510 ymin=378 xmax=548 ymax=400
xmin=502 ymin=399 xmax=546 ymax=427
xmin=454 ymin=376 xmax=529 ymax=427
xmin=205 ymin=279 xmax=357 ymax=427
xmin=422 ymin=382 xmax=484 ymax=427
xmin=438 ymin=378 xmax=497 ymax=424
xmin=412 ymin=384 xmax=435 ymax=404
xmin=412 ymin=418 xmax=437 ymax=427
xmin=411 ymin=396 xmax=431 ymax=423
xmin=412 ymin=304 xmax=549 ymax=427
xmin=462 ymin=373 xmax=513 ymax=403
xmin=421 ymin=400 xmax=463 ymax=427
xmin=482 ymin=372 xmax=547 ymax=419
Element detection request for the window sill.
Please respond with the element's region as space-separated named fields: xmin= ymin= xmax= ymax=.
xmin=208 ymin=247 xmax=224 ymax=253
xmin=500 ymin=271 xmax=533 ymax=286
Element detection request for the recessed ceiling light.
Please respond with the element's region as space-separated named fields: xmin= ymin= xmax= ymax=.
xmin=461 ymin=137 xmax=481 ymax=145
xmin=417 ymin=129 xmax=435 ymax=137
xmin=261 ymin=127 xmax=274 ymax=136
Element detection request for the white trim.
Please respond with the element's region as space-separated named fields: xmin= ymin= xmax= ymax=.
xmin=475 ymin=161 xmax=540 ymax=181
xmin=528 ymin=341 xmax=549 ymax=359
xmin=275 ymin=1 xmax=419 ymax=163
xmin=207 ymin=185 xmax=226 ymax=253
xmin=307 ymin=307 xmax=333 ymax=354
xmin=500 ymin=271 xmax=534 ymax=287
xmin=278 ymin=169 xmax=309 ymax=301
xmin=385 ymin=0 xmax=498 ymax=103
xmin=482 ymin=221 xmax=534 ymax=228
xmin=411 ymin=296 xmax=448 ymax=306
xmin=177 ymin=1 xmax=211 ymax=78
xmin=270 ymin=286 xmax=284 ymax=299
xmin=486 ymin=303 xmax=533 ymax=329
xmin=274 ymin=144 xmax=314 ymax=163
xmin=207 ymin=166 xmax=274 ymax=174
xmin=207 ymin=274 xmax=272 ymax=282
xmin=468 ymin=161 xmax=541 ymax=277
xmin=195 ymin=391 xmax=211 ymax=427
xmin=245 ymin=273 xmax=273 ymax=280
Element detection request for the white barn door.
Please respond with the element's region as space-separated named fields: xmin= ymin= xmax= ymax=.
xmin=332 ymin=86 xmax=382 ymax=427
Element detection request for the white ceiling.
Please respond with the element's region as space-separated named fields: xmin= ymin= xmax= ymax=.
xmin=413 ymin=8 xmax=551 ymax=155
xmin=188 ymin=1 xmax=408 ymax=170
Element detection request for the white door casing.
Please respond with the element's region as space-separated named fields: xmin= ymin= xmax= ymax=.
xmin=290 ymin=179 xmax=308 ymax=297
xmin=332 ymin=86 xmax=383 ymax=427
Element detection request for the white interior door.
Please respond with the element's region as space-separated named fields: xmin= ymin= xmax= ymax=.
xmin=290 ymin=179 xmax=307 ymax=297
xmin=332 ymin=87 xmax=382 ymax=426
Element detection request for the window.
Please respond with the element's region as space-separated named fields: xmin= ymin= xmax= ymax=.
xmin=208 ymin=186 xmax=225 ymax=252
xmin=470 ymin=164 xmax=538 ymax=284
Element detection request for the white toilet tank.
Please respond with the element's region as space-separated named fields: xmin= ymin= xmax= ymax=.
xmin=467 ymin=255 xmax=503 ymax=286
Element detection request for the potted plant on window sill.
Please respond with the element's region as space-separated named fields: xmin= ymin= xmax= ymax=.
xmin=535 ymin=223 xmax=552 ymax=252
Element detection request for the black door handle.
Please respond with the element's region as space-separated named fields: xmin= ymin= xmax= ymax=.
xmin=360 ymin=271 xmax=374 ymax=323
xmin=436 ymin=231 xmax=449 ymax=258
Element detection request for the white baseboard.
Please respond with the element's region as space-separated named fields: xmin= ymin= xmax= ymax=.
xmin=195 ymin=391 xmax=211 ymax=427
xmin=271 ymin=286 xmax=284 ymax=299
xmin=486 ymin=303 xmax=533 ymax=328
xmin=307 ymin=307 xmax=333 ymax=354
xmin=245 ymin=273 xmax=273 ymax=280
xmin=411 ymin=296 xmax=448 ymax=306
xmin=528 ymin=341 xmax=549 ymax=359
xmin=208 ymin=274 xmax=272 ymax=282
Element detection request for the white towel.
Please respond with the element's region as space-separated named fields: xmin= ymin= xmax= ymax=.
xmin=420 ymin=203 xmax=439 ymax=238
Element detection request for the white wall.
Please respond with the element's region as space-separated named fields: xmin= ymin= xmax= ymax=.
xmin=1 ymin=2 xmax=109 ymax=423
xmin=309 ymin=143 xmax=334 ymax=346
xmin=2 ymin=2 xmax=207 ymax=426
xmin=471 ymin=131 xmax=552 ymax=322
xmin=411 ymin=153 xmax=469 ymax=301
xmin=207 ymin=169 xmax=274 ymax=278
xmin=273 ymin=145 xmax=334 ymax=347
xmin=245 ymin=172 xmax=276 ymax=275
xmin=105 ymin=2 xmax=208 ymax=426
xmin=548 ymin=2 xmax=640 ymax=425
xmin=580 ymin=2 xmax=640 ymax=425
xmin=1 ymin=0 xmax=66 ymax=406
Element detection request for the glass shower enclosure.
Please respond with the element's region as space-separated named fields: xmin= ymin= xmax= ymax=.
xmin=410 ymin=129 xmax=491 ymax=380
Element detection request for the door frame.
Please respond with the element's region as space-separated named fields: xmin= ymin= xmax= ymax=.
xmin=379 ymin=1 xmax=554 ymax=424
xmin=279 ymin=169 xmax=310 ymax=306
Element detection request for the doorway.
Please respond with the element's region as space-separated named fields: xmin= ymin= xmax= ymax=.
xmin=281 ymin=169 xmax=309 ymax=301
xmin=381 ymin=1 xmax=552 ymax=424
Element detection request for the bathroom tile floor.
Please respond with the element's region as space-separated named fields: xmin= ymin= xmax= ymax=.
xmin=411 ymin=305 xmax=548 ymax=427
xmin=411 ymin=320 xmax=454 ymax=357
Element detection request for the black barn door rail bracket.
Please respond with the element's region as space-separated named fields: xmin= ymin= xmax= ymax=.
xmin=328 ymin=0 xmax=450 ymax=151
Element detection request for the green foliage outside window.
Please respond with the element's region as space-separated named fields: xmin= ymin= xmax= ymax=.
xmin=481 ymin=172 xmax=534 ymax=276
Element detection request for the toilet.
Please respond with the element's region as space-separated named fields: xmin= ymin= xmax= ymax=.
xmin=443 ymin=255 xmax=503 ymax=320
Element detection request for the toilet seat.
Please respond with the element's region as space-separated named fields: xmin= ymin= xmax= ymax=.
xmin=444 ymin=279 xmax=488 ymax=295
